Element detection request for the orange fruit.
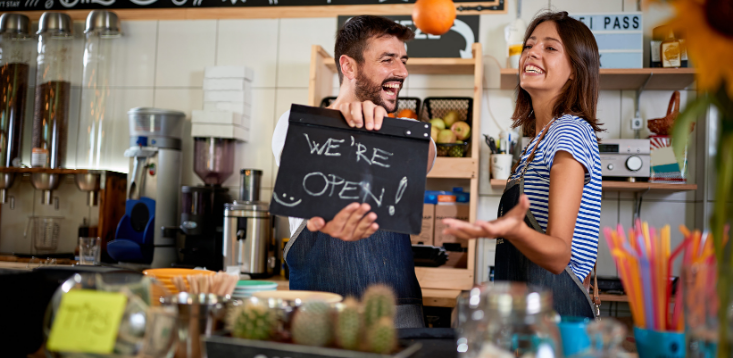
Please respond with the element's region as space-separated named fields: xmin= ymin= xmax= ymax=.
xmin=412 ymin=0 xmax=457 ymax=36
xmin=397 ymin=109 xmax=418 ymax=120
xmin=387 ymin=113 xmax=396 ymax=118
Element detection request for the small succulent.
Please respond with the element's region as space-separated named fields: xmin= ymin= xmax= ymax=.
xmin=334 ymin=297 xmax=362 ymax=350
xmin=366 ymin=317 xmax=397 ymax=354
xmin=362 ymin=284 xmax=397 ymax=329
xmin=229 ymin=303 xmax=278 ymax=341
xmin=291 ymin=300 xmax=333 ymax=347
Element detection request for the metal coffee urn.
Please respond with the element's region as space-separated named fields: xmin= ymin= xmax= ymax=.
xmin=223 ymin=169 xmax=274 ymax=278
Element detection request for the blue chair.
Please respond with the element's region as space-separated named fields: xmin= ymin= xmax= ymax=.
xmin=108 ymin=197 xmax=156 ymax=264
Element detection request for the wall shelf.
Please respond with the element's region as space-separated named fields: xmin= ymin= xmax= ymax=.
xmin=500 ymin=68 xmax=696 ymax=91
xmin=427 ymin=158 xmax=477 ymax=179
xmin=490 ymin=178 xmax=697 ymax=193
xmin=326 ymin=58 xmax=477 ymax=75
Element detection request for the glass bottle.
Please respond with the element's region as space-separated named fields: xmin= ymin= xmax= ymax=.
xmin=661 ymin=30 xmax=681 ymax=68
xmin=76 ymin=10 xmax=121 ymax=171
xmin=31 ymin=12 xmax=74 ymax=169
xmin=650 ymin=25 xmax=667 ymax=68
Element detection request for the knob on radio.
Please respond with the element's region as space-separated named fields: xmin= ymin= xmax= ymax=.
xmin=626 ymin=156 xmax=643 ymax=172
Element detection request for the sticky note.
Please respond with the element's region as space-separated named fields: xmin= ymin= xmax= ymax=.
xmin=47 ymin=289 xmax=128 ymax=353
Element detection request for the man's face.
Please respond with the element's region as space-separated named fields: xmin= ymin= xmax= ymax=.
xmin=354 ymin=35 xmax=409 ymax=113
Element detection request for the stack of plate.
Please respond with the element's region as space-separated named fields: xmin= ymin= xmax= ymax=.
xmin=232 ymin=280 xmax=278 ymax=299
xmin=143 ymin=268 xmax=216 ymax=294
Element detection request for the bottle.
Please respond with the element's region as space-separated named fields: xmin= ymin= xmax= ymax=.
xmin=650 ymin=25 xmax=666 ymax=68
xmin=660 ymin=30 xmax=681 ymax=68
xmin=675 ymin=30 xmax=688 ymax=68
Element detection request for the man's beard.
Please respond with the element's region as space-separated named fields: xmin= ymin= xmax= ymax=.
xmin=355 ymin=69 xmax=400 ymax=113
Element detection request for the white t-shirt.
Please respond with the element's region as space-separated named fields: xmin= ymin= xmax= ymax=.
xmin=272 ymin=110 xmax=437 ymax=237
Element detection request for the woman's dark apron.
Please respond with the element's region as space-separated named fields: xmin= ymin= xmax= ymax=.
xmin=494 ymin=123 xmax=596 ymax=318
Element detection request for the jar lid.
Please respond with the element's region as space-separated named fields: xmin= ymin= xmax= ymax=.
xmin=37 ymin=12 xmax=73 ymax=36
xmin=240 ymin=169 xmax=263 ymax=175
xmin=85 ymin=10 xmax=121 ymax=36
xmin=225 ymin=200 xmax=269 ymax=212
xmin=0 ymin=13 xmax=31 ymax=37
xmin=482 ymin=282 xmax=553 ymax=315
xmin=128 ymin=107 xmax=186 ymax=117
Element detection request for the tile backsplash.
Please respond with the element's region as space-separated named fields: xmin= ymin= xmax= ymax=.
xmin=1 ymin=0 xmax=715 ymax=283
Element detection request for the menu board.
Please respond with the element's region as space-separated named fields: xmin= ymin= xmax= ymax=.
xmin=5 ymin=0 xmax=503 ymax=12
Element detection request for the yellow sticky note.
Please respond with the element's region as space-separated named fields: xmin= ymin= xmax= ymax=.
xmin=47 ymin=289 xmax=128 ymax=353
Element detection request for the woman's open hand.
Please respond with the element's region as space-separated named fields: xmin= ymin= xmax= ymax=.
xmin=442 ymin=195 xmax=531 ymax=240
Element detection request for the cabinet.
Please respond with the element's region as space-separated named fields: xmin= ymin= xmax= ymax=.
xmin=308 ymin=43 xmax=484 ymax=291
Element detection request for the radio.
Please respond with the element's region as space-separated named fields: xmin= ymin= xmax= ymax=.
xmin=599 ymin=139 xmax=650 ymax=179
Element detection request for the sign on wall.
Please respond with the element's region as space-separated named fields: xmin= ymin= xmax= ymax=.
xmin=570 ymin=13 xmax=643 ymax=69
xmin=337 ymin=15 xmax=479 ymax=59
xmin=6 ymin=0 xmax=502 ymax=13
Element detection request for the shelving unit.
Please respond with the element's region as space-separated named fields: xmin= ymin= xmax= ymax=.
xmin=308 ymin=44 xmax=484 ymax=291
xmin=490 ymin=179 xmax=698 ymax=193
xmin=499 ymin=67 xmax=696 ymax=91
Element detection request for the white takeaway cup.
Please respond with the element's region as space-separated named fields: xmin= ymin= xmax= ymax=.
xmin=491 ymin=154 xmax=513 ymax=180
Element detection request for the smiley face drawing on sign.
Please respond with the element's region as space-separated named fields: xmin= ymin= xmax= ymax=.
xmin=272 ymin=192 xmax=302 ymax=207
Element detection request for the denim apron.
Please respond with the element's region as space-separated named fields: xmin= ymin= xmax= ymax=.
xmin=285 ymin=225 xmax=425 ymax=328
xmin=494 ymin=122 xmax=596 ymax=318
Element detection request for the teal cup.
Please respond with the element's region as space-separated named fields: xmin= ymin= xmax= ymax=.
xmin=558 ymin=316 xmax=592 ymax=356
xmin=633 ymin=326 xmax=686 ymax=358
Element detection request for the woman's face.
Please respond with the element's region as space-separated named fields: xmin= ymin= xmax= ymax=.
xmin=519 ymin=21 xmax=573 ymax=98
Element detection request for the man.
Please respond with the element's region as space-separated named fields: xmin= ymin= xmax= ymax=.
xmin=271 ymin=15 xmax=436 ymax=328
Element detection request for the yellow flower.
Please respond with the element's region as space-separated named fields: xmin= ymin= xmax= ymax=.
xmin=653 ymin=0 xmax=733 ymax=98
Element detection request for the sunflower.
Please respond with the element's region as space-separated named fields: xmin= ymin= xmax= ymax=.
xmin=649 ymin=0 xmax=733 ymax=97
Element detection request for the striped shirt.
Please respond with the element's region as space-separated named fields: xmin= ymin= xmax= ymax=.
xmin=510 ymin=114 xmax=602 ymax=281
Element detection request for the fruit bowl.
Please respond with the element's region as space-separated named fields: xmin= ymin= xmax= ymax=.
xmin=436 ymin=142 xmax=468 ymax=157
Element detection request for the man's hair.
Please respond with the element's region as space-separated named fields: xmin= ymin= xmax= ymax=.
xmin=334 ymin=15 xmax=415 ymax=84
xmin=511 ymin=11 xmax=603 ymax=136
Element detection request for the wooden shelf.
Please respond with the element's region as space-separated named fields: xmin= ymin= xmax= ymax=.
xmin=325 ymin=57 xmax=476 ymax=75
xmin=500 ymin=68 xmax=696 ymax=91
xmin=427 ymin=157 xmax=477 ymax=179
xmin=490 ymin=179 xmax=697 ymax=192
xmin=0 ymin=168 xmax=89 ymax=174
xmin=415 ymin=265 xmax=475 ymax=291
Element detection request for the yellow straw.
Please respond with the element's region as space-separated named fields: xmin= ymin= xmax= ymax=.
xmin=612 ymin=248 xmax=645 ymax=328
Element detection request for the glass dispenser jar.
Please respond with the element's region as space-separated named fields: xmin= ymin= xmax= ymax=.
xmin=76 ymin=10 xmax=121 ymax=171
xmin=0 ymin=13 xmax=33 ymax=203
xmin=477 ymin=283 xmax=562 ymax=358
xmin=31 ymin=12 xmax=74 ymax=169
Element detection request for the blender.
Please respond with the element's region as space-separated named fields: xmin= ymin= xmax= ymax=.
xmin=178 ymin=137 xmax=235 ymax=271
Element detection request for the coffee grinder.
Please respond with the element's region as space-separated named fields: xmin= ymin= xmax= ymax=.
xmin=177 ymin=137 xmax=235 ymax=271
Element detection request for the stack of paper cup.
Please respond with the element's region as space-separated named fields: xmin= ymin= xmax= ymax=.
xmin=191 ymin=66 xmax=253 ymax=142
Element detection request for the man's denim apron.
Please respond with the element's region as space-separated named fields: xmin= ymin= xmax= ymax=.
xmin=494 ymin=121 xmax=596 ymax=318
xmin=285 ymin=226 xmax=425 ymax=328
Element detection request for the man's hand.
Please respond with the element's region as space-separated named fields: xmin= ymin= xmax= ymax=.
xmin=306 ymin=203 xmax=379 ymax=241
xmin=335 ymin=100 xmax=386 ymax=131
xmin=442 ymin=195 xmax=531 ymax=240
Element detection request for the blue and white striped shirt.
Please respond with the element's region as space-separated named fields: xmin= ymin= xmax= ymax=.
xmin=510 ymin=114 xmax=602 ymax=281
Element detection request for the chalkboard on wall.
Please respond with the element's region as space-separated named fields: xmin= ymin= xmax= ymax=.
xmin=8 ymin=0 xmax=502 ymax=13
xmin=270 ymin=104 xmax=431 ymax=235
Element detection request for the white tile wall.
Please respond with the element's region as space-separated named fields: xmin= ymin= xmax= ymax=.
xmin=110 ymin=21 xmax=158 ymax=88
xmin=217 ymin=19 xmax=279 ymax=89
xmin=155 ymin=20 xmax=217 ymax=87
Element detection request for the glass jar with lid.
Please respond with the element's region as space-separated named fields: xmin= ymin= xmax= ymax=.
xmin=477 ymin=282 xmax=562 ymax=358
xmin=76 ymin=10 xmax=121 ymax=170
xmin=31 ymin=12 xmax=74 ymax=169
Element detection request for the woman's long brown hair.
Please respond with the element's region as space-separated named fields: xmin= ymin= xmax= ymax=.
xmin=511 ymin=11 xmax=603 ymax=137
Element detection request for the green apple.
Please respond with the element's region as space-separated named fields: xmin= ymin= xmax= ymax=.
xmin=451 ymin=121 xmax=471 ymax=141
xmin=431 ymin=126 xmax=440 ymax=142
xmin=429 ymin=118 xmax=446 ymax=130
xmin=437 ymin=129 xmax=456 ymax=144
xmin=443 ymin=111 xmax=462 ymax=127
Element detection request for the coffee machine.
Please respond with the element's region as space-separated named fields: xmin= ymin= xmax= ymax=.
xmin=177 ymin=137 xmax=235 ymax=270
xmin=107 ymin=108 xmax=183 ymax=267
xmin=223 ymin=169 xmax=275 ymax=278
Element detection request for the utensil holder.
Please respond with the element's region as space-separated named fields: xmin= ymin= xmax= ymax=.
xmin=633 ymin=326 xmax=685 ymax=358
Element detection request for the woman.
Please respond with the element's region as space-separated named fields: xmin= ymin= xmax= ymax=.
xmin=443 ymin=11 xmax=603 ymax=318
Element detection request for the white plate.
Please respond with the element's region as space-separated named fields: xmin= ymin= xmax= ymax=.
xmin=251 ymin=290 xmax=343 ymax=303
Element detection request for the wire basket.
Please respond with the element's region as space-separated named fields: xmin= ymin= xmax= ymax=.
xmin=419 ymin=97 xmax=473 ymax=125
xmin=319 ymin=96 xmax=422 ymax=116
xmin=436 ymin=142 xmax=469 ymax=158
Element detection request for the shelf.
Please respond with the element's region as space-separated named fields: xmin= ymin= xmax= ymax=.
xmin=0 ymin=168 xmax=89 ymax=175
xmin=325 ymin=57 xmax=476 ymax=75
xmin=490 ymin=179 xmax=697 ymax=193
xmin=414 ymin=266 xmax=474 ymax=290
xmin=500 ymin=68 xmax=696 ymax=91
xmin=427 ymin=157 xmax=477 ymax=179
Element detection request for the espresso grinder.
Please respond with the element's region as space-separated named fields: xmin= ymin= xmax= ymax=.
xmin=177 ymin=137 xmax=235 ymax=271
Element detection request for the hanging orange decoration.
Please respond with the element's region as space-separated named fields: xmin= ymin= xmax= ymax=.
xmin=412 ymin=0 xmax=457 ymax=36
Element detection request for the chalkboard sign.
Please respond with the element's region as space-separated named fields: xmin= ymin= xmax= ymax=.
xmin=270 ymin=104 xmax=431 ymax=235
xmin=7 ymin=0 xmax=502 ymax=13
